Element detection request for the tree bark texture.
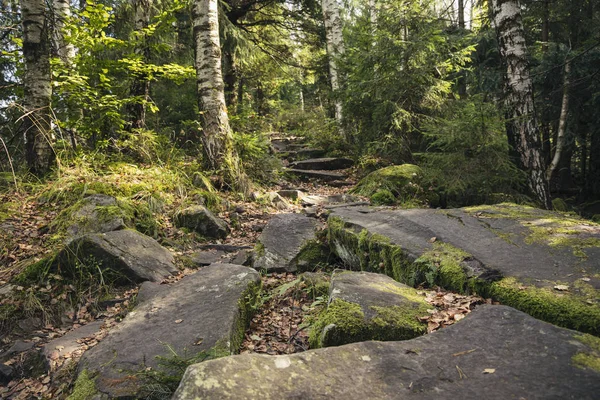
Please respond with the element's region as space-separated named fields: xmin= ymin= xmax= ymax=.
xmin=128 ymin=0 xmax=153 ymax=130
xmin=492 ymin=0 xmax=551 ymax=208
xmin=22 ymin=0 xmax=54 ymax=174
xmin=192 ymin=0 xmax=249 ymax=194
xmin=321 ymin=0 xmax=344 ymax=129
xmin=52 ymin=0 xmax=75 ymax=63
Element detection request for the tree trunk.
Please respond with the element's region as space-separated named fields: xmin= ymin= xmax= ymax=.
xmin=192 ymin=0 xmax=249 ymax=194
xmin=22 ymin=0 xmax=54 ymax=174
xmin=222 ymin=49 xmax=238 ymax=110
xmin=547 ymin=61 xmax=571 ymax=182
xmin=52 ymin=0 xmax=75 ymax=63
xmin=458 ymin=0 xmax=465 ymax=29
xmin=128 ymin=0 xmax=152 ymax=130
xmin=492 ymin=0 xmax=551 ymax=208
xmin=321 ymin=0 xmax=344 ymax=131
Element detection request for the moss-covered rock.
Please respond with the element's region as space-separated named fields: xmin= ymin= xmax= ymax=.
xmin=173 ymin=205 xmax=229 ymax=239
xmin=327 ymin=205 xmax=600 ymax=335
xmin=351 ymin=164 xmax=430 ymax=207
xmin=309 ymin=271 xmax=429 ymax=348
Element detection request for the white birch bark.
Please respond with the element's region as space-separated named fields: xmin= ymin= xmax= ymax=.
xmin=492 ymin=0 xmax=551 ymax=208
xmin=322 ymin=0 xmax=344 ymax=129
xmin=547 ymin=61 xmax=571 ymax=182
xmin=22 ymin=0 xmax=54 ymax=174
xmin=52 ymin=0 xmax=75 ymax=63
xmin=192 ymin=0 xmax=249 ymax=193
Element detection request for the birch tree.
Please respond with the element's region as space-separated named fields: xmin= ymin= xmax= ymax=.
xmin=21 ymin=0 xmax=54 ymax=174
xmin=52 ymin=0 xmax=75 ymax=63
xmin=321 ymin=0 xmax=344 ymax=131
xmin=192 ymin=0 xmax=249 ymax=194
xmin=492 ymin=0 xmax=551 ymax=208
xmin=128 ymin=0 xmax=153 ymax=129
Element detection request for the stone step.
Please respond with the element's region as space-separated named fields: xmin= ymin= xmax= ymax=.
xmin=285 ymin=168 xmax=347 ymax=182
xmin=290 ymin=157 xmax=354 ymax=171
xmin=73 ymin=264 xmax=261 ymax=399
xmin=174 ymin=305 xmax=600 ymax=399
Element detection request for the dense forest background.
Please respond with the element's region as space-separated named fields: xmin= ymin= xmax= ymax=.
xmin=1 ymin=0 xmax=599 ymax=215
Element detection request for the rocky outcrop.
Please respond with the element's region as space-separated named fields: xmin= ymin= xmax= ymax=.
xmin=328 ymin=203 xmax=600 ymax=335
xmin=173 ymin=205 xmax=229 ymax=239
xmin=173 ymin=305 xmax=600 ymax=399
xmin=310 ymin=270 xmax=429 ymax=348
xmin=74 ymin=264 xmax=261 ymax=399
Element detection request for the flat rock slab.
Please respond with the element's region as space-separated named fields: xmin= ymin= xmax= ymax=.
xmin=253 ymin=214 xmax=319 ymax=273
xmin=61 ymin=229 xmax=177 ymax=283
xmin=191 ymin=247 xmax=253 ymax=267
xmin=76 ymin=264 xmax=261 ymax=398
xmin=312 ymin=271 xmax=428 ymax=348
xmin=286 ymin=169 xmax=347 ymax=182
xmin=329 ymin=204 xmax=600 ymax=334
xmin=173 ymin=305 xmax=600 ymax=400
xmin=290 ymin=157 xmax=354 ymax=171
xmin=42 ymin=320 xmax=105 ymax=371
xmin=302 ymin=194 xmax=362 ymax=207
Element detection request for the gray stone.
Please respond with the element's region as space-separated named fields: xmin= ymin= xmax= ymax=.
xmin=65 ymin=194 xmax=126 ymax=238
xmin=0 ymin=363 xmax=13 ymax=385
xmin=0 ymin=340 xmax=34 ymax=361
xmin=174 ymin=205 xmax=229 ymax=239
xmin=266 ymin=192 xmax=289 ymax=210
xmin=302 ymin=194 xmax=362 ymax=207
xmin=329 ymin=204 xmax=600 ymax=335
xmin=303 ymin=206 xmax=318 ymax=218
xmin=253 ymin=214 xmax=319 ymax=273
xmin=290 ymin=157 xmax=354 ymax=171
xmin=76 ymin=264 xmax=261 ymax=399
xmin=285 ymin=169 xmax=347 ymax=182
xmin=229 ymin=249 xmax=253 ymax=266
xmin=191 ymin=249 xmax=229 ymax=266
xmin=42 ymin=320 xmax=105 ymax=371
xmin=312 ymin=271 xmax=429 ymax=348
xmin=62 ymin=229 xmax=178 ymax=284
xmin=173 ymin=305 xmax=600 ymax=400
xmin=0 ymin=284 xmax=14 ymax=297
xmin=277 ymin=190 xmax=305 ymax=201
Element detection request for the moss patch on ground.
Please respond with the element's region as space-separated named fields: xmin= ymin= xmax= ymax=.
xmin=572 ymin=334 xmax=600 ymax=372
xmin=328 ymin=215 xmax=600 ymax=336
xmin=465 ymin=203 xmax=600 ymax=260
xmin=351 ymin=164 xmax=431 ymax=207
xmin=67 ymin=369 xmax=98 ymax=400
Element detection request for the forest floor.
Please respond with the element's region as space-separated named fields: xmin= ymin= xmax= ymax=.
xmin=0 ymin=137 xmax=487 ymax=399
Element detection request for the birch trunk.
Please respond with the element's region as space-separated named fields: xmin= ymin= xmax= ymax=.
xmin=192 ymin=0 xmax=249 ymax=194
xmin=492 ymin=0 xmax=551 ymax=208
xmin=22 ymin=0 xmax=54 ymax=174
xmin=547 ymin=61 xmax=571 ymax=182
xmin=321 ymin=0 xmax=344 ymax=130
xmin=52 ymin=0 xmax=75 ymax=63
xmin=128 ymin=0 xmax=152 ymax=129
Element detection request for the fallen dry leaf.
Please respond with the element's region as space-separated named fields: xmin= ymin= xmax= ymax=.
xmin=483 ymin=368 xmax=496 ymax=374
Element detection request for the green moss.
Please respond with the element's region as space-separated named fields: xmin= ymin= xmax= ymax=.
xmin=231 ymin=279 xmax=262 ymax=353
xmin=370 ymin=305 xmax=427 ymax=337
xmin=68 ymin=369 xmax=98 ymax=400
xmin=296 ymin=239 xmax=331 ymax=272
xmin=476 ymin=277 xmax=600 ymax=336
xmin=552 ymin=198 xmax=569 ymax=212
xmin=572 ymin=334 xmax=600 ymax=372
xmin=351 ymin=164 xmax=431 ymax=206
xmin=14 ymin=256 xmax=56 ymax=285
xmin=309 ymin=299 xmax=365 ymax=348
xmin=371 ymin=189 xmax=396 ymax=206
xmin=254 ymin=242 xmax=266 ymax=258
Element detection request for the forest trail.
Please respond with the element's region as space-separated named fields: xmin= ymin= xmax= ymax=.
xmin=2 ymin=134 xmax=600 ymax=399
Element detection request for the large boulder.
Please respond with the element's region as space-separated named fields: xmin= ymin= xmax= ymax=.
xmin=62 ymin=194 xmax=126 ymax=238
xmin=310 ymin=270 xmax=429 ymax=348
xmin=74 ymin=264 xmax=261 ymax=399
xmin=174 ymin=205 xmax=229 ymax=239
xmin=60 ymin=229 xmax=177 ymax=283
xmin=173 ymin=305 xmax=600 ymax=399
xmin=253 ymin=213 xmax=324 ymax=273
xmin=328 ymin=203 xmax=600 ymax=335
